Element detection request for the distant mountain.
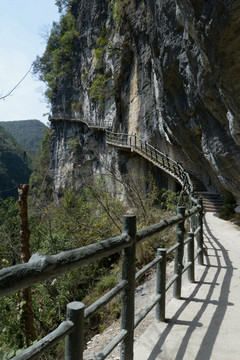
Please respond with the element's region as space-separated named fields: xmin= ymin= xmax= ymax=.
xmin=0 ymin=125 xmax=32 ymax=199
xmin=0 ymin=120 xmax=48 ymax=156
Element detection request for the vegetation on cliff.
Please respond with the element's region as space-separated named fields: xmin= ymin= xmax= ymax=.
xmin=33 ymin=12 xmax=78 ymax=103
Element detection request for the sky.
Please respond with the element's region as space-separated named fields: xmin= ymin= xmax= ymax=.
xmin=0 ymin=0 xmax=61 ymax=125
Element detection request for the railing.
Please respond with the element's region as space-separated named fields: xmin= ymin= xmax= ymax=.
xmin=49 ymin=116 xmax=194 ymax=197
xmin=0 ymin=199 xmax=204 ymax=360
xmin=50 ymin=114 xmax=113 ymax=131
xmin=106 ymin=131 xmax=194 ymax=196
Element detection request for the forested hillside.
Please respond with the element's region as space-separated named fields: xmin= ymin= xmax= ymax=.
xmin=0 ymin=125 xmax=32 ymax=199
xmin=0 ymin=120 xmax=48 ymax=156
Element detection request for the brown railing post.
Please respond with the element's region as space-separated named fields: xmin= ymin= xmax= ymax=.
xmin=196 ymin=198 xmax=204 ymax=265
xmin=120 ymin=215 xmax=136 ymax=360
xmin=173 ymin=206 xmax=185 ymax=299
xmin=156 ymin=248 xmax=166 ymax=322
xmin=65 ymin=302 xmax=84 ymax=360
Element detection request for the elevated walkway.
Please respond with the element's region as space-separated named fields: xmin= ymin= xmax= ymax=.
xmin=106 ymin=131 xmax=192 ymax=194
xmin=51 ymin=115 xmax=224 ymax=212
xmin=134 ymin=212 xmax=240 ymax=359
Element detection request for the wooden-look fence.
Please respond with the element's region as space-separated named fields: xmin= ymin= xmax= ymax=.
xmin=0 ymin=197 xmax=204 ymax=360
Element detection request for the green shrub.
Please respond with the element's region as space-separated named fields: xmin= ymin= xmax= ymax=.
xmin=89 ymin=72 xmax=113 ymax=109
xmin=33 ymin=13 xmax=78 ymax=102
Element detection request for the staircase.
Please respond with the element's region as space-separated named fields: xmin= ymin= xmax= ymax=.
xmin=189 ymin=174 xmax=223 ymax=213
xmin=195 ymin=192 xmax=223 ymax=213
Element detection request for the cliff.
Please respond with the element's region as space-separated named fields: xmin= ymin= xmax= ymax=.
xmin=43 ymin=0 xmax=240 ymax=205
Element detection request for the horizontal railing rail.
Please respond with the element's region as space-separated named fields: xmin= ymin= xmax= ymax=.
xmin=1 ymin=199 xmax=204 ymax=360
xmin=50 ymin=116 xmax=194 ymax=204
xmin=0 ymin=233 xmax=130 ymax=297
xmin=50 ymin=114 xmax=113 ymax=130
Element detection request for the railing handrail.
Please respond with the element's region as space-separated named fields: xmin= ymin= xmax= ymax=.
xmin=0 ymin=204 xmax=201 ymax=298
xmin=50 ymin=114 xmax=113 ymax=130
xmin=1 ymin=201 xmax=204 ymax=360
xmin=0 ymin=233 xmax=131 ymax=297
xmin=50 ymin=115 xmax=194 ymax=195
xmin=106 ymin=130 xmax=194 ymax=195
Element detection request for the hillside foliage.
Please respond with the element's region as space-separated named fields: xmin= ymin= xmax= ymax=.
xmin=0 ymin=120 xmax=48 ymax=155
xmin=0 ymin=125 xmax=32 ymax=199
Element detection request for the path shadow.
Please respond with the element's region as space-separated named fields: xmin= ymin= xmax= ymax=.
xmin=146 ymin=214 xmax=234 ymax=360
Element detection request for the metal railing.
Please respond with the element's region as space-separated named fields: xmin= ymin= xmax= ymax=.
xmin=106 ymin=131 xmax=194 ymax=196
xmin=49 ymin=116 xmax=194 ymax=197
xmin=0 ymin=199 xmax=204 ymax=360
xmin=50 ymin=114 xmax=113 ymax=131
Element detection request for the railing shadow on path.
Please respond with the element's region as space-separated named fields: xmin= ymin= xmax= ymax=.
xmin=146 ymin=214 xmax=234 ymax=360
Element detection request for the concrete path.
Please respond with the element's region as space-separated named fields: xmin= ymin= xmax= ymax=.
xmin=134 ymin=212 xmax=240 ymax=360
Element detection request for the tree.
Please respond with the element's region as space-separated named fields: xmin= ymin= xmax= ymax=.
xmin=55 ymin=0 xmax=74 ymax=13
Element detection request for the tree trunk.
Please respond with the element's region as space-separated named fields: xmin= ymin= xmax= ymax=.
xmin=18 ymin=184 xmax=36 ymax=346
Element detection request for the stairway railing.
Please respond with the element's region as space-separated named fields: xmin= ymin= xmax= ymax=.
xmin=50 ymin=114 xmax=113 ymax=131
xmin=50 ymin=114 xmax=194 ymax=201
xmin=106 ymin=130 xmax=194 ymax=198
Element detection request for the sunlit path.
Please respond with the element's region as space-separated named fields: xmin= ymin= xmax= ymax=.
xmin=134 ymin=212 xmax=240 ymax=360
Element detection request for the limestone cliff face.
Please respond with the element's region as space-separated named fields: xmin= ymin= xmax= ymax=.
xmin=50 ymin=0 xmax=240 ymax=204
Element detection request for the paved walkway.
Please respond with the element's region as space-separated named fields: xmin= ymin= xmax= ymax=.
xmin=134 ymin=212 xmax=240 ymax=360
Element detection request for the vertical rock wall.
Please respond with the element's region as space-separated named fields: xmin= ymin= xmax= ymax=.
xmin=50 ymin=0 xmax=240 ymax=203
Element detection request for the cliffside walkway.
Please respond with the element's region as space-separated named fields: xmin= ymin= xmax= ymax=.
xmin=106 ymin=130 xmax=193 ymax=194
xmin=51 ymin=115 xmax=195 ymax=196
xmin=51 ymin=116 xmax=224 ymax=211
xmin=134 ymin=211 xmax=240 ymax=360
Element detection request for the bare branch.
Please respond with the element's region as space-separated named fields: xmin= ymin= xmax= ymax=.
xmin=0 ymin=64 xmax=33 ymax=101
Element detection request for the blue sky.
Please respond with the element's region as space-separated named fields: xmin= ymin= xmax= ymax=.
xmin=0 ymin=0 xmax=60 ymax=124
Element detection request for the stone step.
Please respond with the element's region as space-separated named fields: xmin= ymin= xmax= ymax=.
xmin=189 ymin=176 xmax=206 ymax=192
xmin=196 ymin=191 xmax=223 ymax=212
